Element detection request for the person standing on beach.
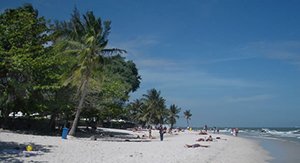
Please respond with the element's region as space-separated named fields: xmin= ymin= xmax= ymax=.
xmin=204 ymin=125 xmax=208 ymax=132
xmin=159 ymin=125 xmax=164 ymax=141
xmin=232 ymin=128 xmax=236 ymax=136
xmin=232 ymin=128 xmax=239 ymax=136
xmin=235 ymin=128 xmax=239 ymax=136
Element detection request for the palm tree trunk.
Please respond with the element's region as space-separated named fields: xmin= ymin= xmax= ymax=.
xmin=186 ymin=119 xmax=189 ymax=128
xmin=1 ymin=108 xmax=10 ymax=128
xmin=146 ymin=106 xmax=153 ymax=126
xmin=49 ymin=112 xmax=57 ymax=131
xmin=68 ymin=79 xmax=88 ymax=136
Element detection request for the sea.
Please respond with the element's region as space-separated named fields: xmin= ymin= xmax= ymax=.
xmin=218 ymin=127 xmax=300 ymax=163
xmin=218 ymin=127 xmax=300 ymax=144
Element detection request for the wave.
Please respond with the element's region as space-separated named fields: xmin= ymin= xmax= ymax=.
xmin=262 ymin=128 xmax=300 ymax=138
xmin=215 ymin=127 xmax=300 ymax=144
xmin=219 ymin=128 xmax=300 ymax=140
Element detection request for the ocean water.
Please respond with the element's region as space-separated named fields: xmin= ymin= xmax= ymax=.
xmin=218 ymin=127 xmax=300 ymax=144
xmin=217 ymin=127 xmax=300 ymax=163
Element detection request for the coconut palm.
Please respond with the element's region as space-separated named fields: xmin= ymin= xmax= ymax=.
xmin=183 ymin=110 xmax=192 ymax=128
xmin=141 ymin=89 xmax=167 ymax=125
xmin=56 ymin=9 xmax=125 ymax=136
xmin=127 ymin=99 xmax=144 ymax=124
xmin=168 ymin=104 xmax=181 ymax=129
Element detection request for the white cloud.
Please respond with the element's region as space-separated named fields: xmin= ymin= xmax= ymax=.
xmin=224 ymin=94 xmax=275 ymax=103
xmin=241 ymin=40 xmax=300 ymax=64
xmin=135 ymin=58 xmax=176 ymax=68
xmin=139 ymin=65 xmax=264 ymax=89
xmin=109 ymin=35 xmax=159 ymax=58
xmin=195 ymin=56 xmax=255 ymax=64
xmin=113 ymin=36 xmax=271 ymax=108
xmin=123 ymin=49 xmax=266 ymax=99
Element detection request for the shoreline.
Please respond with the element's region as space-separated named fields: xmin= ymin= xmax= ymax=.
xmin=244 ymin=135 xmax=300 ymax=163
xmin=1 ymin=129 xmax=271 ymax=163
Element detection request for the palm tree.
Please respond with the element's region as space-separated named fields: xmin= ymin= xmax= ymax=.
xmin=56 ymin=9 xmax=125 ymax=136
xmin=168 ymin=104 xmax=181 ymax=130
xmin=183 ymin=110 xmax=192 ymax=128
xmin=127 ymin=99 xmax=144 ymax=124
xmin=141 ymin=89 xmax=167 ymax=125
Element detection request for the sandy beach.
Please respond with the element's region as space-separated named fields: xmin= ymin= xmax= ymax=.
xmin=0 ymin=128 xmax=272 ymax=163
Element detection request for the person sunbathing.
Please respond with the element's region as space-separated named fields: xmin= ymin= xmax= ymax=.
xmin=198 ymin=130 xmax=208 ymax=135
xmin=206 ymin=135 xmax=213 ymax=141
xmin=196 ymin=138 xmax=205 ymax=141
xmin=196 ymin=135 xmax=213 ymax=142
xmin=185 ymin=144 xmax=209 ymax=148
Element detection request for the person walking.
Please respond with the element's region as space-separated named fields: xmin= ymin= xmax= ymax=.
xmin=159 ymin=125 xmax=164 ymax=141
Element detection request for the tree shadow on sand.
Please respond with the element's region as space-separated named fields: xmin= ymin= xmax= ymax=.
xmin=0 ymin=141 xmax=53 ymax=162
xmin=75 ymin=127 xmax=139 ymax=139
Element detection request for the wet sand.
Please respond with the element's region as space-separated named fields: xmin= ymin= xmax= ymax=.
xmin=258 ymin=138 xmax=300 ymax=163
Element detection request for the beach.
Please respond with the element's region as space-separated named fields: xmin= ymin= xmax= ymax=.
xmin=0 ymin=128 xmax=271 ymax=163
xmin=220 ymin=127 xmax=300 ymax=163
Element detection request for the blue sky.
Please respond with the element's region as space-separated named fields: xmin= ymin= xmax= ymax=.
xmin=2 ymin=0 xmax=300 ymax=127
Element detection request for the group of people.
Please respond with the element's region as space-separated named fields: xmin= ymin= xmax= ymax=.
xmin=231 ymin=128 xmax=239 ymax=136
xmin=185 ymin=135 xmax=214 ymax=148
xmin=147 ymin=124 xmax=235 ymax=147
xmin=196 ymin=135 xmax=213 ymax=142
xmin=185 ymin=125 xmax=228 ymax=148
xmin=185 ymin=125 xmax=216 ymax=148
xmin=200 ymin=125 xmax=220 ymax=134
xmin=147 ymin=125 xmax=167 ymax=141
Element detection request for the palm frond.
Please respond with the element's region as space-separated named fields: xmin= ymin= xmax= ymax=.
xmin=65 ymin=40 xmax=85 ymax=49
xmin=101 ymin=48 xmax=127 ymax=55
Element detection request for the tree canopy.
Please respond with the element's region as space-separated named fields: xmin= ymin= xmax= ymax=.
xmin=0 ymin=4 xmax=184 ymax=135
xmin=0 ymin=4 xmax=54 ymax=121
xmin=183 ymin=110 xmax=192 ymax=128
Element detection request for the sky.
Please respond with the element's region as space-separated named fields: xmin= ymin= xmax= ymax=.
xmin=2 ymin=0 xmax=300 ymax=128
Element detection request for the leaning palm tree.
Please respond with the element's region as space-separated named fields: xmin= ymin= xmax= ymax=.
xmin=168 ymin=104 xmax=181 ymax=130
xmin=183 ymin=110 xmax=192 ymax=128
xmin=55 ymin=9 xmax=125 ymax=136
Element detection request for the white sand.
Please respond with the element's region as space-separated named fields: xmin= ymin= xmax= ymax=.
xmin=0 ymin=129 xmax=272 ymax=163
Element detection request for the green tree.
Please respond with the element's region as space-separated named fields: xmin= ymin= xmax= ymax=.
xmin=168 ymin=104 xmax=181 ymax=129
xmin=80 ymin=54 xmax=141 ymax=128
xmin=183 ymin=110 xmax=192 ymax=128
xmin=102 ymin=55 xmax=140 ymax=93
xmin=97 ymin=55 xmax=141 ymax=107
xmin=0 ymin=4 xmax=51 ymax=123
xmin=55 ymin=9 xmax=125 ymax=136
xmin=127 ymin=99 xmax=144 ymax=125
xmin=141 ymin=89 xmax=167 ymax=126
